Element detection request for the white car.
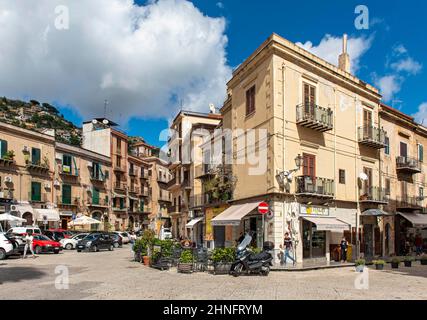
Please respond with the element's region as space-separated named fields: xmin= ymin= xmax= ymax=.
xmin=7 ymin=226 xmax=42 ymax=236
xmin=114 ymin=232 xmax=130 ymax=244
xmin=60 ymin=233 xmax=89 ymax=250
xmin=0 ymin=233 xmax=16 ymax=260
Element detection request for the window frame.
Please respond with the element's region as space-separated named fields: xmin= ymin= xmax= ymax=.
xmin=245 ymin=85 xmax=256 ymax=116
xmin=338 ymin=169 xmax=346 ymax=184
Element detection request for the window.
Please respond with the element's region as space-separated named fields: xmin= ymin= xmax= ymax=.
xmin=419 ymin=187 xmax=424 ymax=199
xmin=385 ymin=178 xmax=391 ymax=195
xmin=303 ymin=83 xmax=316 ymax=112
xmin=339 ymin=169 xmax=346 ymax=184
xmin=418 ymin=144 xmax=424 ymax=162
xmin=0 ymin=139 xmax=7 ymax=158
xmin=92 ymin=188 xmax=100 ymax=205
xmin=62 ymin=154 xmax=72 ymax=174
xmin=116 ymin=138 xmax=121 ymax=153
xmin=31 ymin=182 xmax=41 ymax=202
xmin=31 ymin=148 xmax=41 ymax=165
xmin=400 ymin=142 xmax=408 ymax=158
xmin=62 ymin=184 xmax=72 ymax=204
xmin=363 ymin=167 xmax=373 ymax=191
xmin=246 ymin=85 xmax=256 ymax=116
xmin=384 ymin=137 xmax=390 ymax=155
xmin=302 ymin=153 xmax=316 ymax=177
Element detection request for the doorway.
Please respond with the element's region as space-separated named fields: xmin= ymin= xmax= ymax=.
xmin=363 ymin=224 xmax=374 ymax=259
xmin=302 ymin=219 xmax=326 ymax=259
xmin=22 ymin=212 xmax=33 ymax=226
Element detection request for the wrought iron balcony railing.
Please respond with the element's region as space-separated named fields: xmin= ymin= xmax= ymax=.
xmin=396 ymin=156 xmax=422 ymax=174
xmin=358 ymin=126 xmax=387 ymax=149
xmin=295 ymin=175 xmax=334 ymax=197
xmin=296 ymin=103 xmax=333 ymax=132
xmin=359 ymin=186 xmax=389 ymax=204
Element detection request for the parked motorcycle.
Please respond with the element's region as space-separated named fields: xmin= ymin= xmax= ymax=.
xmin=230 ymin=233 xmax=274 ymax=277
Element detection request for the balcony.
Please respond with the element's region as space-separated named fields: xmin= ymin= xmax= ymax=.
xmin=359 ymin=186 xmax=389 ymax=204
xmin=114 ymin=182 xmax=127 ymax=191
xmin=159 ymin=192 xmax=171 ymax=202
xmin=0 ymin=155 xmax=15 ymax=167
xmin=26 ymin=161 xmax=50 ymax=173
xmin=57 ymin=196 xmax=80 ymax=207
xmin=358 ymin=126 xmax=387 ymax=149
xmin=190 ymin=194 xmax=207 ymax=208
xmin=113 ymin=164 xmax=126 ymax=173
xmin=113 ymin=206 xmax=127 ymax=212
xmin=0 ymin=190 xmax=13 ymax=200
xmin=59 ymin=165 xmax=79 ymax=177
xmin=167 ymin=205 xmax=182 ymax=215
xmin=182 ymin=178 xmax=192 ymax=190
xmin=88 ymin=198 xmax=109 ymax=208
xmin=128 ymin=186 xmax=140 ymax=194
xmin=157 ymin=175 xmax=170 ymax=184
xmin=167 ymin=177 xmax=180 ymax=191
xmin=28 ymin=192 xmax=49 ymax=203
xmin=140 ymin=171 xmax=149 ymax=180
xmin=296 ymin=104 xmax=333 ymax=132
xmin=396 ymin=156 xmax=422 ymax=174
xmin=129 ymin=169 xmax=137 ymax=177
xmin=396 ymin=196 xmax=423 ymax=211
xmin=295 ymin=176 xmax=334 ymax=198
xmin=90 ymin=173 xmax=105 ymax=183
xmin=195 ymin=164 xmax=216 ymax=179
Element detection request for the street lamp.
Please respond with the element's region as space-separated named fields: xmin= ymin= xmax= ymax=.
xmin=276 ymin=154 xmax=304 ymax=185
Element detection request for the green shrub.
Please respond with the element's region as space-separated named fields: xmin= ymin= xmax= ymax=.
xmin=179 ymin=250 xmax=194 ymax=263
xmin=133 ymin=238 xmax=148 ymax=256
xmin=404 ymin=256 xmax=415 ymax=262
xmin=373 ymin=260 xmax=385 ymax=265
xmin=391 ymin=257 xmax=401 ymax=264
xmin=211 ymin=248 xmax=236 ymax=263
xmin=420 ymin=255 xmax=427 ymax=261
xmin=355 ymin=259 xmax=366 ymax=266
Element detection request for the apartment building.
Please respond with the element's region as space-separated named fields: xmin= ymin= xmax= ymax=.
xmin=0 ymin=121 xmax=58 ymax=228
xmin=167 ymin=111 xmax=222 ymax=241
xmin=380 ymin=104 xmax=427 ymax=256
xmin=54 ymin=142 xmax=112 ymax=230
xmin=214 ymin=33 xmax=389 ymax=263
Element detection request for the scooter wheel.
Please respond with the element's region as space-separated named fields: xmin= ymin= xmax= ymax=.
xmin=232 ymin=263 xmax=243 ymax=277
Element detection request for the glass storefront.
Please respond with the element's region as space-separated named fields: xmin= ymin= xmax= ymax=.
xmin=302 ymin=219 xmax=326 ymax=259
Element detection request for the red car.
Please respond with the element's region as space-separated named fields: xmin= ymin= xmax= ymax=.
xmin=48 ymin=229 xmax=72 ymax=239
xmin=32 ymin=234 xmax=62 ymax=254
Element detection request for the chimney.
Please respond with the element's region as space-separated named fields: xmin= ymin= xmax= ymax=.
xmin=338 ymin=34 xmax=351 ymax=73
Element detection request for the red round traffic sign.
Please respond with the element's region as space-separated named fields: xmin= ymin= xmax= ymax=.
xmin=258 ymin=202 xmax=269 ymax=215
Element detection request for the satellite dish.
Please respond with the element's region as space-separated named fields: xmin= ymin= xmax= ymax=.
xmin=92 ymin=119 xmax=98 ymax=124
xmin=359 ymin=173 xmax=369 ymax=181
xmin=102 ymin=119 xmax=109 ymax=125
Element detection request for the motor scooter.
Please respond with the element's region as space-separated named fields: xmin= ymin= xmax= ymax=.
xmin=230 ymin=233 xmax=273 ymax=277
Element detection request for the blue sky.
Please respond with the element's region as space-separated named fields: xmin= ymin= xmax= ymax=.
xmin=3 ymin=0 xmax=426 ymax=146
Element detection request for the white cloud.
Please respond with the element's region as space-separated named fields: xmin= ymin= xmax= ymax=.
xmin=216 ymin=2 xmax=224 ymax=9
xmin=393 ymin=44 xmax=407 ymax=56
xmin=413 ymin=102 xmax=427 ymax=125
xmin=390 ymin=57 xmax=422 ymax=75
xmin=296 ymin=34 xmax=373 ymax=74
xmin=374 ymin=75 xmax=402 ymax=102
xmin=0 ymin=0 xmax=231 ymax=121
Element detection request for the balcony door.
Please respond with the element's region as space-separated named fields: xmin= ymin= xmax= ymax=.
xmin=363 ymin=109 xmax=373 ymax=138
xmin=400 ymin=142 xmax=408 ymax=158
xmin=363 ymin=167 xmax=373 ymax=195
xmin=303 ymin=83 xmax=316 ymax=115
xmin=303 ymin=153 xmax=316 ymax=177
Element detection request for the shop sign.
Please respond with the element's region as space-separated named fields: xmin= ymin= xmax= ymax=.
xmin=300 ymin=204 xmax=329 ymax=216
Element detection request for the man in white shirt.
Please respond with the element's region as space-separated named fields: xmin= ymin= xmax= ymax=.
xmin=23 ymin=232 xmax=36 ymax=259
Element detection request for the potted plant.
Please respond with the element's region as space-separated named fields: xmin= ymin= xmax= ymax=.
xmin=211 ymin=248 xmax=236 ymax=275
xmin=391 ymin=257 xmax=400 ymax=269
xmin=2 ymin=150 xmax=15 ymax=161
xmin=373 ymin=260 xmax=385 ymax=270
xmin=404 ymin=256 xmax=415 ymax=267
xmin=421 ymin=255 xmax=427 ymax=266
xmin=355 ymin=259 xmax=365 ymax=272
xmin=177 ymin=249 xmax=194 ymax=273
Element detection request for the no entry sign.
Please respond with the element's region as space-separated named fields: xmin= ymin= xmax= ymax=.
xmin=258 ymin=202 xmax=269 ymax=215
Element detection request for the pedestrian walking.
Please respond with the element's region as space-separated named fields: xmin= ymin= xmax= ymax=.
xmin=415 ymin=233 xmax=423 ymax=256
xmin=278 ymin=244 xmax=285 ymax=265
xmin=283 ymin=232 xmax=296 ymax=266
xmin=23 ymin=232 xmax=36 ymax=259
xmin=340 ymin=237 xmax=348 ymax=262
xmin=129 ymin=232 xmax=137 ymax=253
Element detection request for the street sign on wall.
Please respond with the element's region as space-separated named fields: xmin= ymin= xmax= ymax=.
xmin=258 ymin=202 xmax=269 ymax=215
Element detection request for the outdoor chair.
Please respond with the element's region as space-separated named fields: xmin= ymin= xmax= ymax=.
xmin=193 ymin=248 xmax=209 ymax=272
xmin=171 ymin=247 xmax=182 ymax=267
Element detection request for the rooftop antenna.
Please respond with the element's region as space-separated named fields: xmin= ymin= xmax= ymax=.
xmin=104 ymin=99 xmax=108 ymax=118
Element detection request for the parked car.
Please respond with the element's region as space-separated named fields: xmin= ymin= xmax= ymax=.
xmin=60 ymin=233 xmax=89 ymax=250
xmin=160 ymin=228 xmax=172 ymax=240
xmin=4 ymin=232 xmax=26 ymax=254
xmin=114 ymin=231 xmax=130 ymax=244
xmin=0 ymin=233 xmax=19 ymax=260
xmin=43 ymin=230 xmax=66 ymax=242
xmin=7 ymin=226 xmax=42 ymax=236
xmin=32 ymin=234 xmax=62 ymax=254
xmin=76 ymin=233 xmax=114 ymax=252
xmin=110 ymin=233 xmax=123 ymax=248
xmin=48 ymin=229 xmax=72 ymax=238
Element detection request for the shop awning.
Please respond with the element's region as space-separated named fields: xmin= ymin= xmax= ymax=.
xmin=397 ymin=212 xmax=427 ymax=227
xmin=361 ymin=209 xmax=391 ymax=217
xmin=301 ymin=216 xmax=350 ymax=231
xmin=211 ymin=202 xmax=260 ymax=226
xmin=186 ymin=217 xmax=204 ymax=229
xmin=10 ymin=203 xmax=34 ymax=216
xmin=34 ymin=209 xmax=60 ymax=222
xmin=112 ymin=193 xmax=126 ymax=198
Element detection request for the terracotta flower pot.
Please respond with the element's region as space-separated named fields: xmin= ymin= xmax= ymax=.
xmin=143 ymin=256 xmax=150 ymax=266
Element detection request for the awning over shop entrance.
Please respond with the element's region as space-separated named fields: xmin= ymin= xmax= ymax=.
xmin=211 ymin=202 xmax=260 ymax=226
xmin=186 ymin=217 xmax=204 ymax=229
xmin=361 ymin=209 xmax=390 ymax=217
xmin=34 ymin=209 xmax=60 ymax=222
xmin=397 ymin=212 xmax=427 ymax=227
xmin=301 ymin=216 xmax=350 ymax=231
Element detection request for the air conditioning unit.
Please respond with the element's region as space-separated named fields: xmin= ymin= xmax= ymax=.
xmin=0 ymin=191 xmax=4 ymax=198
xmin=54 ymin=179 xmax=61 ymax=187
xmin=10 ymin=205 xmax=18 ymax=211
xmin=4 ymin=176 xmax=13 ymax=183
xmin=23 ymin=146 xmax=30 ymax=153
xmin=44 ymin=182 xmax=51 ymax=188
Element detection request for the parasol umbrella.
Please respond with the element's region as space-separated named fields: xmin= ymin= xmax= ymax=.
xmin=69 ymin=215 xmax=102 ymax=227
xmin=0 ymin=213 xmax=26 ymax=222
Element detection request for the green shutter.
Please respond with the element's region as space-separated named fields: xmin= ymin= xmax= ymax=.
xmin=32 ymin=182 xmax=41 ymax=202
xmin=72 ymin=156 xmax=79 ymax=176
xmin=32 ymin=148 xmax=41 ymax=165
xmin=140 ymin=199 xmax=144 ymax=212
xmin=419 ymin=145 xmax=424 ymax=162
xmin=93 ymin=188 xmax=100 ymax=205
xmin=62 ymin=185 xmax=72 ymax=204
xmin=120 ymin=198 xmax=124 ymax=209
xmin=0 ymin=140 xmax=7 ymax=158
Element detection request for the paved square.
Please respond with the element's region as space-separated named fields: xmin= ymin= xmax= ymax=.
xmin=1 ymin=247 xmax=426 ymax=300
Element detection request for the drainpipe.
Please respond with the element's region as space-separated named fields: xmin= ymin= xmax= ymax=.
xmin=355 ymin=96 xmax=360 ymax=260
xmin=282 ymin=63 xmax=286 ymax=262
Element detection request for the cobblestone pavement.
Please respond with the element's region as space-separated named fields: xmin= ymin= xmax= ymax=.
xmin=1 ymin=247 xmax=426 ymax=300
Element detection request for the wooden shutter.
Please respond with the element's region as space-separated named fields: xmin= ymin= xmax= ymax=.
xmin=303 ymin=153 xmax=316 ymax=177
xmin=400 ymin=142 xmax=408 ymax=158
xmin=418 ymin=144 xmax=424 ymax=162
xmin=62 ymin=185 xmax=71 ymax=204
xmin=32 ymin=182 xmax=41 ymax=202
xmin=0 ymin=140 xmax=7 ymax=158
xmin=92 ymin=188 xmax=100 ymax=205
xmin=32 ymin=148 xmax=41 ymax=165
